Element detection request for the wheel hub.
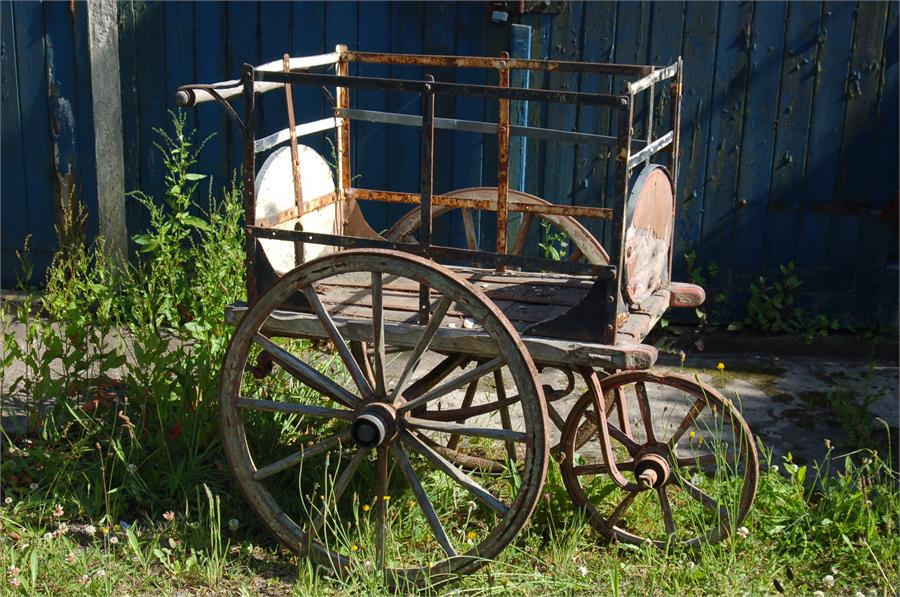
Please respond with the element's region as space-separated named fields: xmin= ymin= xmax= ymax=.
xmin=634 ymin=451 xmax=670 ymax=489
xmin=351 ymin=403 xmax=397 ymax=448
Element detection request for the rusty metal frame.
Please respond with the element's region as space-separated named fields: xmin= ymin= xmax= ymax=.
xmin=215 ymin=48 xmax=682 ymax=341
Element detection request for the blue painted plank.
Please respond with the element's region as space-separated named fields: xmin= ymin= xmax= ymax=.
xmin=731 ymin=1 xmax=787 ymax=290
xmin=763 ymin=1 xmax=822 ymax=277
xmin=193 ymin=2 xmax=229 ymax=193
xmin=673 ymin=1 xmax=719 ymax=263
xmin=225 ymin=1 xmax=259 ymax=174
xmin=354 ymin=1 xmax=390 ymax=232
xmin=1 ymin=0 xmax=30 ymax=286
xmin=12 ymin=1 xmax=56 ymax=267
xmin=290 ymin=1 xmax=326 ymax=162
xmin=698 ymin=1 xmax=753 ymax=289
xmin=794 ymin=2 xmax=855 ymax=292
xmin=117 ymin=1 xmax=143 ymax=241
xmin=164 ymin=1 xmax=196 ymax=131
xmin=258 ymin=1 xmax=292 ymax=141
xmin=70 ymin=2 xmax=99 ymax=241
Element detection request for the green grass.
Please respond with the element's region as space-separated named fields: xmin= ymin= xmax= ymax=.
xmin=1 ymin=113 xmax=897 ymax=596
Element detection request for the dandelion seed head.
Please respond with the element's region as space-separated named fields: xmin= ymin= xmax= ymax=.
xmin=228 ymin=519 xmax=240 ymax=531
xmin=578 ymin=565 xmax=588 ymax=577
xmin=29 ymin=482 xmax=38 ymax=490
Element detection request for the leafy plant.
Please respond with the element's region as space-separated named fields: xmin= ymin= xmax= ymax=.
xmin=683 ymin=250 xmax=726 ymax=348
xmin=537 ymin=220 xmax=569 ymax=261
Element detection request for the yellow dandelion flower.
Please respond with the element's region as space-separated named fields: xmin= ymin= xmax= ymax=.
xmin=467 ymin=531 xmax=476 ymax=540
xmin=382 ymin=496 xmax=390 ymax=501
xmin=101 ymin=527 xmax=109 ymax=535
xmin=716 ymin=362 xmax=725 ymax=371
xmin=697 ymin=436 xmax=704 ymax=446
xmin=362 ymin=504 xmax=371 ymax=512
xmin=351 ymin=544 xmax=359 ymax=552
xmin=689 ymin=431 xmax=695 ymax=439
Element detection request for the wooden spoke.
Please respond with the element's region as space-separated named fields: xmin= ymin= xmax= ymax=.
xmin=607 ymin=491 xmax=637 ymax=527
xmin=402 ymin=431 xmax=509 ymax=515
xmin=371 ymin=273 xmax=387 ymax=396
xmin=422 ymin=393 xmax=521 ymax=423
xmin=461 ymin=208 xmax=478 ymax=251
xmin=406 ymin=417 xmax=527 ymax=443
xmin=614 ymin=387 xmax=632 ymax=437
xmin=446 ymin=379 xmax=480 ymax=451
xmin=375 ymin=446 xmax=388 ymax=572
xmin=399 ymin=357 xmax=505 ymax=413
xmin=302 ymin=286 xmax=375 ymax=400
xmin=568 ymin=247 xmax=584 ymax=262
xmin=236 ymin=396 xmax=354 ymax=420
xmin=668 ymin=396 xmax=708 ymax=446
xmin=658 ymin=487 xmax=676 ymax=536
xmin=253 ymin=333 xmax=360 ymax=408
xmin=391 ymin=444 xmax=457 ymax=558
xmin=676 ymin=453 xmax=718 ymax=468
xmin=494 ymin=370 xmax=518 ymax=462
xmin=401 ymin=354 xmax=468 ymax=402
xmin=389 ymin=296 xmax=454 ymax=402
xmin=573 ymin=460 xmax=635 ymax=476
xmin=511 ymin=213 xmax=534 ymax=255
xmin=309 ymin=447 xmax=371 ymax=535
xmin=253 ymin=429 xmax=352 ymax=481
xmin=679 ymin=478 xmax=730 ymax=523
xmin=634 ymin=382 xmax=656 ymax=443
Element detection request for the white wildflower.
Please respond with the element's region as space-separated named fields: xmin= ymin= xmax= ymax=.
xmin=29 ymin=482 xmax=38 ymax=490
xmin=43 ymin=532 xmax=53 ymax=541
xmin=9 ymin=578 xmax=20 ymax=588
xmin=94 ymin=569 xmax=106 ymax=578
xmin=577 ymin=565 xmax=588 ymax=577
xmin=78 ymin=574 xmax=90 ymax=584
xmin=65 ymin=552 xmax=77 ymax=564
xmin=53 ymin=504 xmax=64 ymax=517
xmin=823 ymin=574 xmax=835 ymax=588
xmin=228 ymin=518 xmax=240 ymax=531
xmin=84 ymin=524 xmax=97 ymax=537
xmin=812 ymin=591 xmax=824 ymax=597
xmin=854 ymin=592 xmax=865 ymax=597
xmin=7 ymin=565 xmax=20 ymax=578
xmin=127 ymin=463 xmax=137 ymax=474
xmin=109 ymin=536 xmax=119 ymax=545
xmin=4 ymin=497 xmax=12 ymax=505
xmin=770 ymin=464 xmax=779 ymax=473
xmin=736 ymin=526 xmax=750 ymax=539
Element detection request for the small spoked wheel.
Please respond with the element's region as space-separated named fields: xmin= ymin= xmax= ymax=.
xmin=560 ymin=370 xmax=759 ymax=548
xmin=220 ymin=249 xmax=548 ymax=587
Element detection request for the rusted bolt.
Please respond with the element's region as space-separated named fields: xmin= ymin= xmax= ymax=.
xmin=606 ymin=295 xmax=615 ymax=303
xmin=619 ymin=97 xmax=629 ymax=107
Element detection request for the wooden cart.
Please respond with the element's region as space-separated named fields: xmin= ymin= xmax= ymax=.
xmin=176 ymin=46 xmax=758 ymax=586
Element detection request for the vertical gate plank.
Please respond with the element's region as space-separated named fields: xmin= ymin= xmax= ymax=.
xmin=259 ymin=1 xmax=292 ymax=141
xmin=225 ymin=1 xmax=259 ymax=172
xmin=71 ymin=3 xmax=99 ymax=240
xmin=194 ymin=1 xmax=228 ymax=192
xmin=164 ymin=1 xmax=196 ymax=133
xmin=763 ymin=1 xmax=822 ymax=276
xmin=290 ymin=1 xmax=326 ymax=161
xmin=118 ymin=0 xmax=143 ymax=241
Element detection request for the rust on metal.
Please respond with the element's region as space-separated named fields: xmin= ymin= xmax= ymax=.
xmin=254 ymin=192 xmax=338 ymax=228
xmin=496 ymin=58 xmax=511 ymax=271
xmin=241 ymin=65 xmax=257 ymax=302
xmin=336 ymin=45 xmax=351 ymax=237
xmin=282 ymin=54 xmax=304 ymax=218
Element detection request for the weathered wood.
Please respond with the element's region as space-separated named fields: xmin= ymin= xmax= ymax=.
xmin=253 ymin=429 xmax=352 ymax=481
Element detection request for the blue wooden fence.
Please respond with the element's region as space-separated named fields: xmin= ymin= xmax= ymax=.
xmin=2 ymin=1 xmax=897 ymax=327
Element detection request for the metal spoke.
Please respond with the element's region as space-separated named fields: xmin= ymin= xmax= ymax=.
xmin=236 ymin=396 xmax=354 ymax=420
xmin=371 ymin=273 xmax=387 ymax=396
xmin=607 ymin=491 xmax=638 ymax=527
xmin=402 ymin=431 xmax=508 ymax=515
xmin=406 ymin=417 xmax=527 ymax=443
xmin=309 ymin=448 xmax=371 ymax=535
xmin=614 ymin=387 xmax=632 ymax=436
xmin=375 ymin=446 xmax=388 ymax=572
xmin=253 ymin=333 xmax=360 ymax=408
xmin=461 ymin=208 xmax=479 ymax=250
xmin=573 ymin=460 xmax=635 ymax=476
xmin=389 ymin=296 xmax=454 ymax=402
xmin=494 ymin=369 xmax=518 ymax=462
xmin=658 ymin=487 xmax=676 ymax=536
xmin=668 ymin=396 xmax=708 ymax=446
xmin=583 ymin=408 xmax=641 ymax=453
xmin=399 ymin=357 xmax=505 ymax=413
xmin=302 ymin=286 xmax=375 ymax=400
xmin=391 ymin=444 xmax=457 ymax=558
xmin=679 ymin=478 xmax=730 ymax=524
xmin=511 ymin=213 xmax=534 ymax=255
xmin=253 ymin=429 xmax=352 ymax=481
xmin=634 ymin=382 xmax=656 ymax=443
xmin=676 ymin=453 xmax=718 ymax=468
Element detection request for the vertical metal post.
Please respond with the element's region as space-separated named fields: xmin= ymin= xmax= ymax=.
xmin=607 ymin=91 xmax=634 ymax=345
xmin=496 ymin=52 xmax=511 ymax=272
xmin=418 ymin=78 xmax=436 ymax=324
xmin=241 ymin=65 xmax=258 ymax=303
xmin=667 ymin=58 xmax=683 ymax=278
xmin=645 ymin=68 xmax=655 ymax=168
xmin=335 ymin=45 xmax=351 ymax=236
xmin=283 ymin=54 xmax=305 ymax=266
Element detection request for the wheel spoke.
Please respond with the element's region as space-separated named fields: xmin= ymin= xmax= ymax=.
xmin=446 ymin=379 xmax=480 ymax=450
xmin=253 ymin=333 xmax=360 ymax=408
xmin=584 ymin=408 xmax=641 ymax=453
xmin=573 ymin=460 xmax=635 ymax=476
xmin=401 ymin=354 xmax=467 ymax=402
xmin=607 ymin=491 xmax=637 ymax=527
xmin=494 ymin=369 xmax=518 ymax=462
xmin=253 ymin=430 xmax=352 ymax=481
xmin=375 ymin=446 xmax=388 ymax=572
xmin=511 ymin=213 xmax=534 ymax=255
xmin=391 ymin=444 xmax=457 ymax=558
xmin=310 ymin=447 xmax=371 ymax=535
xmin=402 ymin=431 xmax=509 ymax=515
xmin=634 ymin=382 xmax=656 ymax=443
xmin=389 ymin=296 xmax=454 ymax=402
xmin=371 ymin=273 xmax=387 ymax=396
xmin=614 ymin=387 xmax=632 ymax=437
xmin=668 ymin=396 xmax=708 ymax=446
xmin=678 ymin=478 xmax=730 ymax=524
xmin=658 ymin=487 xmax=676 ymax=536
xmin=676 ymin=452 xmax=718 ymax=468
xmin=236 ymin=396 xmax=354 ymax=420
xmin=302 ymin=286 xmax=375 ymax=400
xmin=399 ymin=357 xmax=505 ymax=413
xmin=406 ymin=417 xmax=527 ymax=443
xmin=461 ymin=208 xmax=478 ymax=250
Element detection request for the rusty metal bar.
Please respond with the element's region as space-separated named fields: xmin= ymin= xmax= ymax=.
xmin=344 ymin=50 xmax=652 ymax=77
xmin=241 ymin=65 xmax=258 ymax=303
xmin=254 ymin=191 xmax=337 ymax=228
xmin=333 ymin=108 xmax=619 ymax=146
xmin=283 ymin=55 xmax=304 ymax=218
xmin=608 ymin=92 xmax=635 ymax=344
xmin=645 ymin=71 xmax=654 ymax=168
xmin=496 ymin=61 xmax=511 ymax=272
xmin=627 ymin=131 xmax=673 ymax=170
xmin=348 ymin=188 xmax=613 ymax=219
xmin=246 ymin=226 xmax=616 ymax=278
xmin=254 ymin=117 xmax=343 ymax=153
xmin=336 ymin=48 xmax=351 ymax=237
xmin=418 ymin=79 xmax=436 ymax=324
xmin=667 ymin=57 xmax=683 ymax=279
xmin=256 ymin=70 xmax=624 ymax=107
xmin=627 ymin=62 xmax=678 ymax=95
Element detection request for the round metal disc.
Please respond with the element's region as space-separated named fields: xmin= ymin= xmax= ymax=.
xmin=623 ymin=165 xmax=674 ymax=304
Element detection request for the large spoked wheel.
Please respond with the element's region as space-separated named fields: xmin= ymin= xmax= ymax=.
xmin=560 ymin=370 xmax=758 ymax=548
xmin=220 ymin=249 xmax=548 ymax=587
xmin=385 ymin=187 xmax=610 ymax=265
